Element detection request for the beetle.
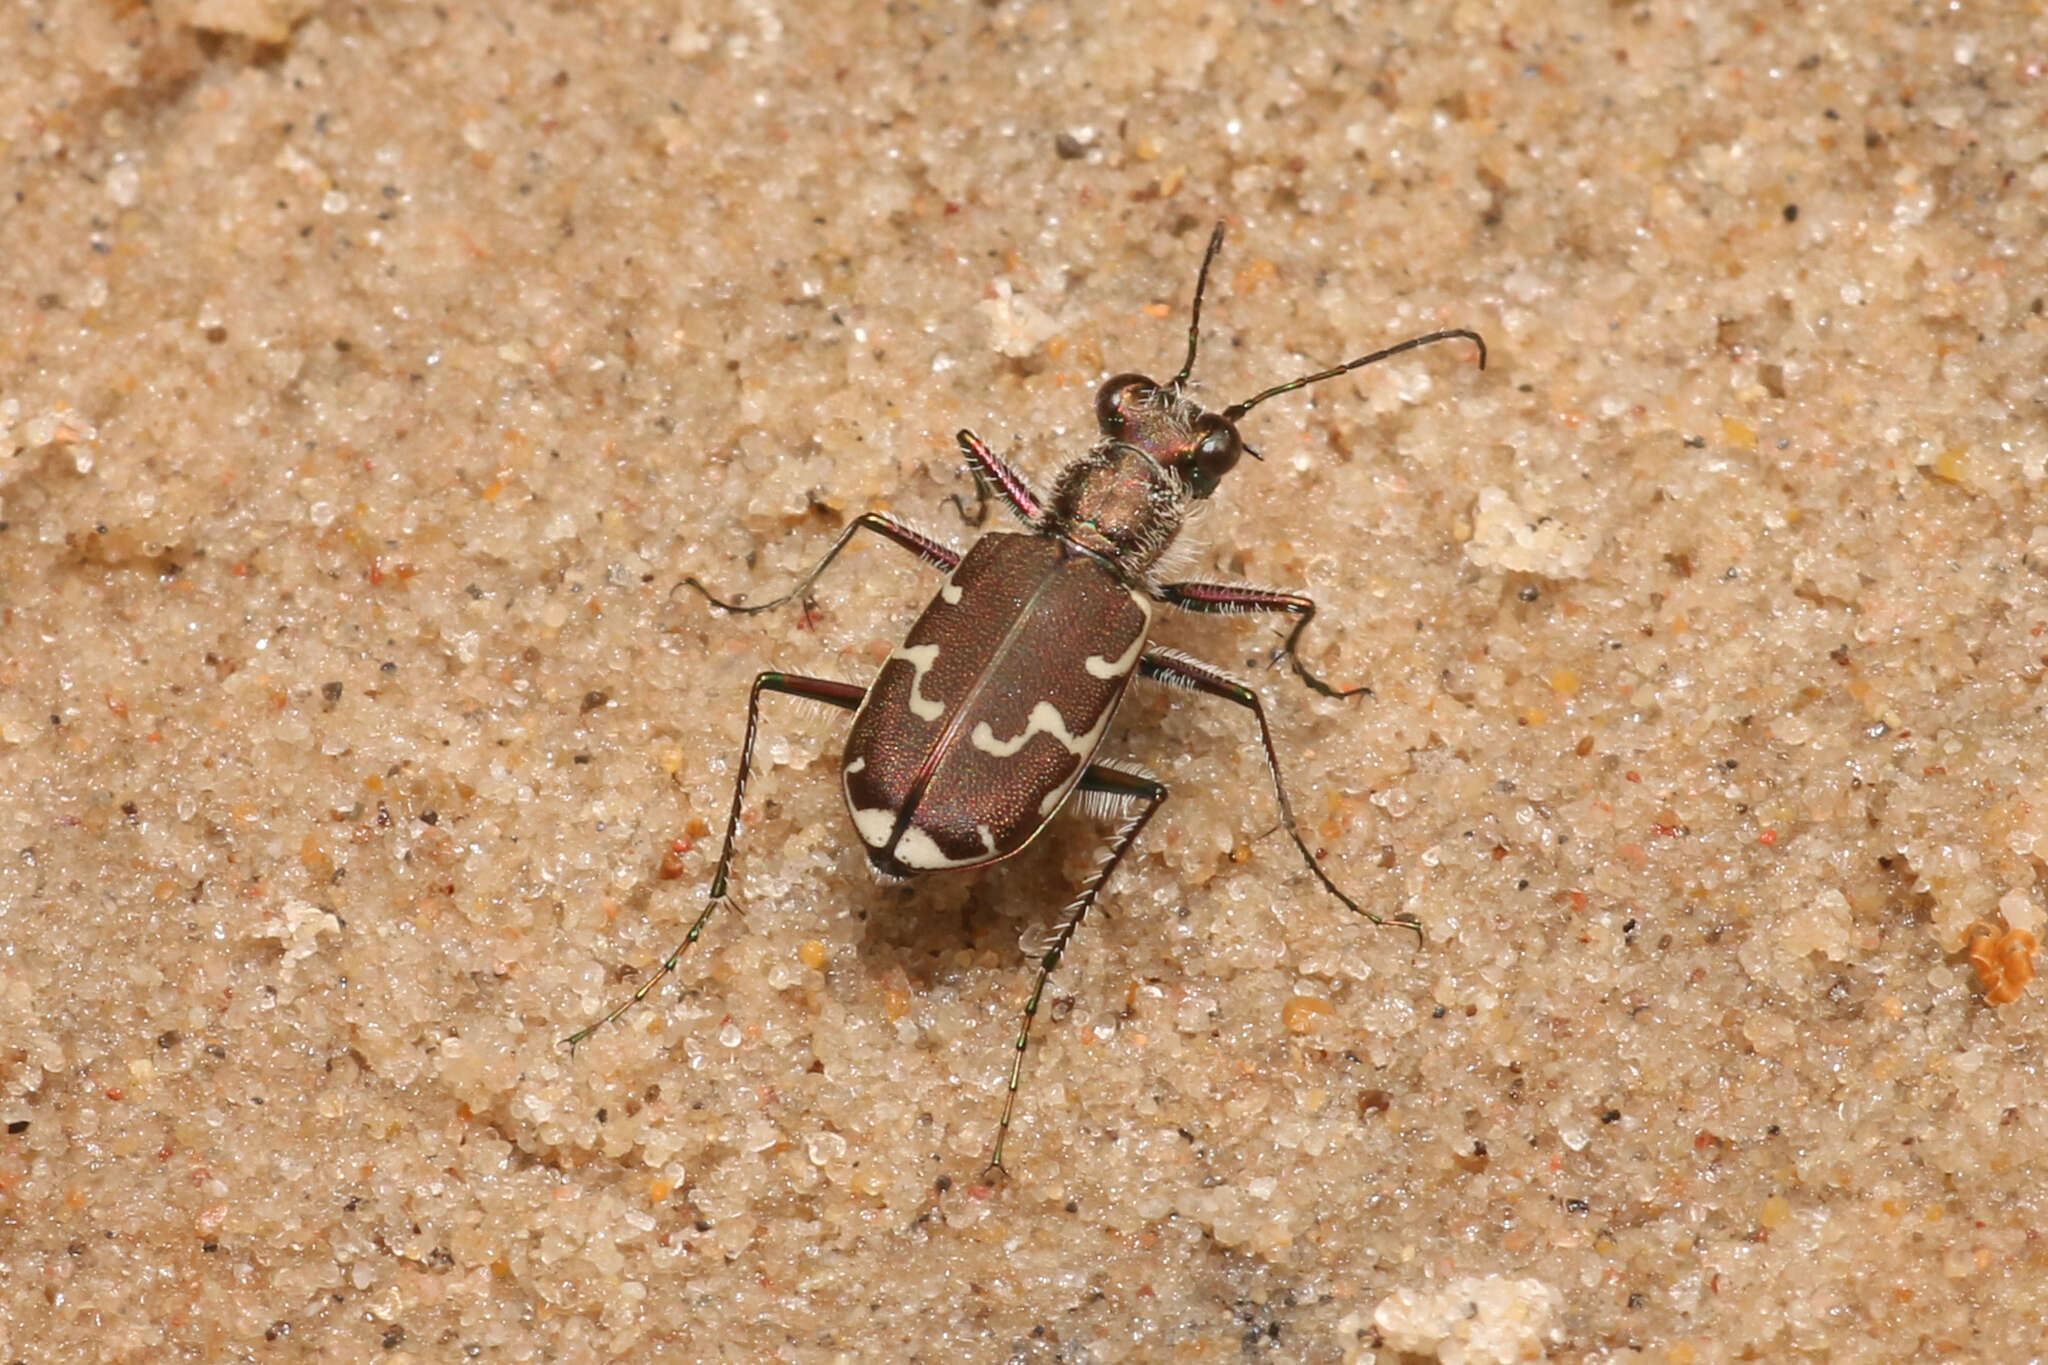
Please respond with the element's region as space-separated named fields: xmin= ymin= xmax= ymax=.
xmin=566 ymin=223 xmax=1485 ymax=1171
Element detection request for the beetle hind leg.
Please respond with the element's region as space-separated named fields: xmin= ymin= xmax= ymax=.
xmin=563 ymin=671 xmax=866 ymax=1050
xmin=987 ymin=763 xmax=1166 ymax=1174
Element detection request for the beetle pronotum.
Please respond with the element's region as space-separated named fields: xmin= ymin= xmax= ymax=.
xmin=567 ymin=224 xmax=1485 ymax=1171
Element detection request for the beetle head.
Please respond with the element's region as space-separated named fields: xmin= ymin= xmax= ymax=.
xmin=1093 ymin=223 xmax=1487 ymax=503
xmin=1093 ymin=374 xmax=1244 ymax=501
xmin=1050 ymin=224 xmax=1486 ymax=575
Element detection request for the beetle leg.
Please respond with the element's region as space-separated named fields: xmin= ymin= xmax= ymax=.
xmin=988 ymin=763 xmax=1165 ymax=1174
xmin=944 ymin=473 xmax=993 ymax=529
xmin=685 ymin=512 xmax=960 ymax=615
xmin=1153 ymin=579 xmax=1368 ymax=700
xmin=563 ymin=671 xmax=867 ymax=1050
xmin=955 ymin=428 xmax=1046 ymax=526
xmin=1136 ymin=647 xmax=1418 ymax=941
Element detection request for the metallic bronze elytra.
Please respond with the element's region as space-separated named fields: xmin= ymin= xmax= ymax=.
xmin=564 ymin=223 xmax=1487 ymax=1173
xmin=843 ymin=533 xmax=1152 ymax=877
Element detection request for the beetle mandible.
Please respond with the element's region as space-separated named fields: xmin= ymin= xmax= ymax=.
xmin=567 ymin=223 xmax=1486 ymax=1171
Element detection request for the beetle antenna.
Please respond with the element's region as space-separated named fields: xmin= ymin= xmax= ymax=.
xmin=1171 ymin=222 xmax=1230 ymax=390
xmin=1222 ymin=328 xmax=1486 ymax=420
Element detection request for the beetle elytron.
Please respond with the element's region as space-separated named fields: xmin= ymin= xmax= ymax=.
xmin=567 ymin=224 xmax=1485 ymax=1171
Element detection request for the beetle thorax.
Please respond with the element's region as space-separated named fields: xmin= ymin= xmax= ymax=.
xmin=1045 ymin=445 xmax=1186 ymax=572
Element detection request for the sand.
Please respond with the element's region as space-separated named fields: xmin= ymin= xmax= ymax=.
xmin=3 ymin=2 xmax=2045 ymax=1360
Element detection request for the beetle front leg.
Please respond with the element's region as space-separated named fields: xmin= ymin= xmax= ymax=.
xmin=686 ymin=511 xmax=961 ymax=615
xmin=1155 ymin=579 xmax=1367 ymax=700
xmin=988 ymin=763 xmax=1165 ymax=1174
xmin=563 ymin=671 xmax=867 ymax=1049
xmin=944 ymin=474 xmax=993 ymax=529
xmin=1136 ymin=648 xmax=1418 ymax=940
xmin=955 ymin=429 xmax=1046 ymax=526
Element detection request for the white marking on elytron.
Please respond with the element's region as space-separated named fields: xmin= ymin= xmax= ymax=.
xmin=842 ymin=758 xmax=898 ymax=848
xmin=971 ymin=698 xmax=1114 ymax=760
xmin=850 ymin=806 xmax=897 ymax=849
xmin=893 ymin=822 xmax=998 ymax=870
xmin=1084 ymin=630 xmax=1146 ymax=680
xmin=1038 ymin=780 xmax=1075 ymax=819
xmin=940 ymin=582 xmax=962 ymax=605
xmin=1084 ymin=591 xmax=1152 ymax=678
xmin=889 ymin=642 xmax=945 ymax=721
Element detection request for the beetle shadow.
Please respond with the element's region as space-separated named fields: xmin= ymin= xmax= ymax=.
xmin=820 ymin=809 xmax=1142 ymax=1012
xmin=837 ymin=831 xmax=1080 ymax=971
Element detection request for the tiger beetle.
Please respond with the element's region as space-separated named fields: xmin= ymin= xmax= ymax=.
xmin=566 ymin=223 xmax=1485 ymax=1172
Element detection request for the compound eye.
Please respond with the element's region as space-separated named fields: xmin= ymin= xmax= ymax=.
xmin=1095 ymin=374 xmax=1155 ymax=438
xmin=1188 ymin=417 xmax=1242 ymax=494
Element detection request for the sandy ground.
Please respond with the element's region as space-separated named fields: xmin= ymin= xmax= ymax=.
xmin=4 ymin=2 xmax=2047 ymax=1361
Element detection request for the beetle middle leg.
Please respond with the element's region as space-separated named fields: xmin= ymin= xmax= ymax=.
xmin=1155 ymin=578 xmax=1367 ymax=700
xmin=685 ymin=511 xmax=961 ymax=615
xmin=563 ymin=671 xmax=866 ymax=1049
xmin=1136 ymin=647 xmax=1417 ymax=939
xmin=988 ymin=763 xmax=1165 ymax=1174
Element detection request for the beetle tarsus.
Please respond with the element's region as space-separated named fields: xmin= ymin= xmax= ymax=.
xmin=680 ymin=574 xmax=755 ymax=613
xmin=1279 ymin=649 xmax=1375 ymax=701
xmin=945 ymin=475 xmax=993 ymax=529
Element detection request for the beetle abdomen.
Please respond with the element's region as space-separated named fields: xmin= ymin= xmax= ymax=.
xmin=843 ymin=532 xmax=1151 ymax=876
